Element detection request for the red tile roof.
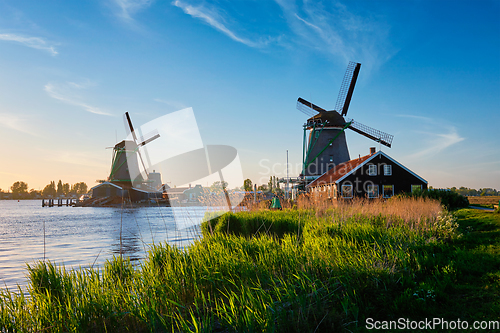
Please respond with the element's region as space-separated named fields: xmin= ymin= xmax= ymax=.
xmin=308 ymin=153 xmax=373 ymax=187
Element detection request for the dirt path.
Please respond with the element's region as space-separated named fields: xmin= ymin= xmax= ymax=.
xmin=468 ymin=205 xmax=495 ymax=212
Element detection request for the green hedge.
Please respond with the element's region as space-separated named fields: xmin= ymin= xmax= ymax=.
xmin=201 ymin=210 xmax=308 ymax=238
xmin=400 ymin=189 xmax=469 ymax=210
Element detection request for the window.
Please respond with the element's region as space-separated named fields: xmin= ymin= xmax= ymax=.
xmin=367 ymin=184 xmax=379 ymax=198
xmin=341 ymin=184 xmax=353 ymax=198
xmin=384 ymin=165 xmax=392 ymax=176
xmin=411 ymin=185 xmax=422 ymax=193
xmin=383 ymin=185 xmax=394 ymax=198
xmin=368 ymin=164 xmax=377 ymax=176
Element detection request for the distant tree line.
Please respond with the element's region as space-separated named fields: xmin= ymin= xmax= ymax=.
xmin=0 ymin=180 xmax=88 ymax=199
xmin=448 ymin=187 xmax=499 ymax=197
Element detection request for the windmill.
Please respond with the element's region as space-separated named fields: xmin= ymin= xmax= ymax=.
xmin=107 ymin=112 xmax=162 ymax=198
xmin=297 ymin=61 xmax=394 ymax=179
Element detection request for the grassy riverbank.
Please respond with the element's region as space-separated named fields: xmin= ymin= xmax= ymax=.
xmin=1 ymin=198 xmax=499 ymax=332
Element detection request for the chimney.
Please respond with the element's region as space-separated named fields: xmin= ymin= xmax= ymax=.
xmin=370 ymin=147 xmax=376 ymax=155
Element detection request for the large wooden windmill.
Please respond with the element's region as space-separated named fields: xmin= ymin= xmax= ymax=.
xmin=298 ymin=61 xmax=394 ymax=179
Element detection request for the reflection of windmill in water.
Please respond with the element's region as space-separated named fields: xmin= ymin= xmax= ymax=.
xmin=105 ymin=112 xmax=163 ymax=202
xmin=298 ymin=61 xmax=394 ymax=182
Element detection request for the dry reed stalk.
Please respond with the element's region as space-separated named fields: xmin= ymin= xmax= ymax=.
xmin=280 ymin=193 xmax=442 ymax=230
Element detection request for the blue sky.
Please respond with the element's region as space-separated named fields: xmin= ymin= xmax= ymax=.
xmin=0 ymin=0 xmax=499 ymax=191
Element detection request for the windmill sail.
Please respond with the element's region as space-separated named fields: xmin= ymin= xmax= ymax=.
xmin=123 ymin=112 xmax=161 ymax=178
xmin=138 ymin=129 xmax=160 ymax=146
xmin=348 ymin=120 xmax=393 ymax=148
xmin=335 ymin=62 xmax=361 ymax=116
xmin=296 ymin=97 xmax=326 ymax=117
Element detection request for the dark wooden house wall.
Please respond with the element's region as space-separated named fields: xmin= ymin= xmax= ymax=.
xmin=338 ymin=155 xmax=427 ymax=198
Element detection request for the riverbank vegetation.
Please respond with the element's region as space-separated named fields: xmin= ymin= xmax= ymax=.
xmin=1 ymin=198 xmax=499 ymax=332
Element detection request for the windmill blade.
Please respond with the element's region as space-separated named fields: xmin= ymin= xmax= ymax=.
xmin=296 ymin=97 xmax=325 ymax=117
xmin=123 ymin=113 xmax=132 ymax=137
xmin=125 ymin=112 xmax=138 ymax=142
xmin=335 ymin=62 xmax=361 ymax=116
xmin=138 ymin=129 xmax=160 ymax=146
xmin=123 ymin=112 xmax=152 ymax=179
xmin=348 ymin=120 xmax=393 ymax=148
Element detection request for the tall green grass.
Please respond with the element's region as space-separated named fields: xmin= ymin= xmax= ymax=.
xmin=1 ymin=199 xmax=498 ymax=332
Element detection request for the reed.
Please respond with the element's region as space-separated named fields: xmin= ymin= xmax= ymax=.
xmin=1 ymin=201 xmax=498 ymax=332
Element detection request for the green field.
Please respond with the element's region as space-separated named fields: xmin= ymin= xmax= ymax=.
xmin=1 ymin=199 xmax=499 ymax=332
xmin=468 ymin=196 xmax=500 ymax=209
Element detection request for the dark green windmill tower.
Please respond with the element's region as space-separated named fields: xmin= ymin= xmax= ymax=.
xmin=298 ymin=62 xmax=394 ymax=180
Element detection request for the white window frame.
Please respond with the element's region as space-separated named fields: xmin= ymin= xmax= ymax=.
xmin=384 ymin=165 xmax=392 ymax=176
xmin=341 ymin=184 xmax=353 ymax=199
xmin=383 ymin=185 xmax=394 ymax=198
xmin=411 ymin=185 xmax=422 ymax=193
xmin=367 ymin=184 xmax=379 ymax=198
xmin=368 ymin=164 xmax=377 ymax=176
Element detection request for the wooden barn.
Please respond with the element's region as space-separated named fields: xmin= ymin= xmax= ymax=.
xmin=307 ymin=148 xmax=427 ymax=199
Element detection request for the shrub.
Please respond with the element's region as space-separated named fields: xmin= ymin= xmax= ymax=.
xmin=399 ymin=189 xmax=469 ymax=210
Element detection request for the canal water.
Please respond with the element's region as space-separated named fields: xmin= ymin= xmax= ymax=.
xmin=0 ymin=200 xmax=204 ymax=291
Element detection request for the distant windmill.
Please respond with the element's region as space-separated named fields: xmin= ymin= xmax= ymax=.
xmin=297 ymin=61 xmax=394 ymax=178
xmin=108 ymin=112 xmax=160 ymax=190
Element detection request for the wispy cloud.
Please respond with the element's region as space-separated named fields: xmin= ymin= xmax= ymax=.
xmin=44 ymin=81 xmax=112 ymax=116
xmin=408 ymin=126 xmax=465 ymax=159
xmin=0 ymin=113 xmax=41 ymax=136
xmin=111 ymin=0 xmax=154 ymax=20
xmin=0 ymin=33 xmax=58 ymax=55
xmin=154 ymin=98 xmax=187 ymax=110
xmin=274 ymin=0 xmax=397 ymax=73
xmin=172 ymin=0 xmax=271 ymax=48
xmin=395 ymin=114 xmax=434 ymax=122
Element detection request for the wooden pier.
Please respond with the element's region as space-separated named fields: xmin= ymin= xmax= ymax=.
xmin=42 ymin=198 xmax=76 ymax=207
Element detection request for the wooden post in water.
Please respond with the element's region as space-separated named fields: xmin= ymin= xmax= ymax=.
xmin=254 ymin=184 xmax=257 ymax=203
